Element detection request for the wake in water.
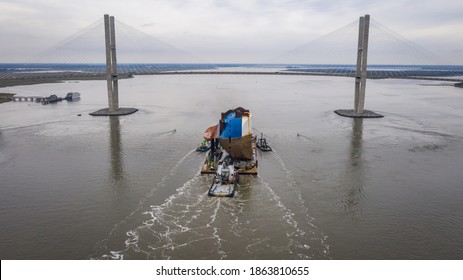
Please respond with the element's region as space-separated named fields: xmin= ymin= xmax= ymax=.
xmin=269 ymin=149 xmax=330 ymax=258
xmin=91 ymin=148 xmax=198 ymax=258
xmin=94 ymin=146 xmax=331 ymax=259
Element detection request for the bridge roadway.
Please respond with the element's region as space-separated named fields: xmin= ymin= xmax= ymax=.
xmin=1 ymin=71 xmax=462 ymax=83
xmin=148 ymin=71 xmax=463 ymax=82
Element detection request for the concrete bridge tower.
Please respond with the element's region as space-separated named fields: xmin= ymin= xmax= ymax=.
xmin=335 ymin=14 xmax=383 ymax=118
xmin=90 ymin=14 xmax=138 ymax=116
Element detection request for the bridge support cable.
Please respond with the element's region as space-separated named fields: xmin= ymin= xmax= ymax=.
xmin=368 ymin=19 xmax=462 ymax=78
xmin=268 ymin=16 xmax=462 ymax=80
xmin=1 ymin=15 xmax=462 ymax=85
xmin=0 ymin=15 xmax=216 ymax=84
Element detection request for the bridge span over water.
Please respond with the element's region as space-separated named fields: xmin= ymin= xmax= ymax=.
xmin=1 ymin=14 xmax=462 ymax=117
xmin=150 ymin=71 xmax=463 ymax=82
xmin=2 ymin=67 xmax=462 ymax=86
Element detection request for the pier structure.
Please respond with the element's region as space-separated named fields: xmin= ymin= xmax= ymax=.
xmin=11 ymin=96 xmax=45 ymax=102
xmin=90 ymin=14 xmax=137 ymax=116
xmin=335 ymin=15 xmax=383 ymax=118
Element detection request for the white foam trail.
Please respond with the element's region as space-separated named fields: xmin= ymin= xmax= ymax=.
xmin=97 ymin=147 xmax=331 ymax=259
xmin=136 ymin=182 xmax=230 ymax=259
xmin=204 ymin=199 xmax=226 ymax=259
xmin=2 ymin=119 xmax=75 ymax=131
xmin=269 ymin=149 xmax=331 ymax=258
xmin=257 ymin=176 xmax=305 ymax=234
xmin=103 ymin=174 xmax=203 ymax=260
xmin=92 ymin=149 xmax=196 ymax=258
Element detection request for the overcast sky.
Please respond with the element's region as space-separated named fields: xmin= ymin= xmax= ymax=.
xmin=1 ymin=0 xmax=462 ymax=63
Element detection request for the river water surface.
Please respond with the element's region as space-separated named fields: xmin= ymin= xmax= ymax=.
xmin=1 ymin=74 xmax=462 ymax=259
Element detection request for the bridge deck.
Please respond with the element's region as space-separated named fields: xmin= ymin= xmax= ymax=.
xmin=1 ymin=71 xmax=462 ymax=84
xmin=147 ymin=71 xmax=463 ymax=82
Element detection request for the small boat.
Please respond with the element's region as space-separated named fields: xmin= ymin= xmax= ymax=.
xmin=42 ymin=94 xmax=62 ymax=105
xmin=64 ymin=92 xmax=81 ymax=101
xmin=208 ymin=159 xmax=238 ymax=197
xmin=196 ymin=141 xmax=211 ymax=152
xmin=256 ymin=133 xmax=272 ymax=152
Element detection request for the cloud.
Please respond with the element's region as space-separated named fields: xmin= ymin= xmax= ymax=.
xmin=0 ymin=0 xmax=462 ymax=63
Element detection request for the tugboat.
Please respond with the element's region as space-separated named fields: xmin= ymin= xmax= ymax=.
xmin=256 ymin=133 xmax=272 ymax=152
xmin=208 ymin=156 xmax=238 ymax=197
xmin=196 ymin=140 xmax=211 ymax=152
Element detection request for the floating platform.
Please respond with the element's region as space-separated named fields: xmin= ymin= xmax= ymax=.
xmin=334 ymin=109 xmax=384 ymax=118
xmin=201 ymin=143 xmax=258 ymax=176
xmin=89 ymin=107 xmax=138 ymax=116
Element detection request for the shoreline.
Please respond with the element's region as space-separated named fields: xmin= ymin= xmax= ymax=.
xmin=0 ymin=76 xmax=107 ymax=88
xmin=1 ymin=73 xmax=462 ymax=89
xmin=0 ymin=92 xmax=15 ymax=104
xmin=0 ymin=74 xmax=134 ymax=88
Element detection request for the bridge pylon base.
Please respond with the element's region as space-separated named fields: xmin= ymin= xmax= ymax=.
xmin=334 ymin=109 xmax=383 ymax=118
xmin=89 ymin=107 xmax=138 ymax=116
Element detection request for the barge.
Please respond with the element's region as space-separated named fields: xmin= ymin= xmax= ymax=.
xmin=200 ymin=107 xmax=258 ymax=197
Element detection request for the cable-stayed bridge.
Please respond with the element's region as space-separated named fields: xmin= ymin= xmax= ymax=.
xmin=1 ymin=15 xmax=462 ymax=84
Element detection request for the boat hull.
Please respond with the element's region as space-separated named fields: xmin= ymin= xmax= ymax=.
xmin=256 ymin=143 xmax=272 ymax=152
xmin=208 ymin=183 xmax=235 ymax=197
xmin=196 ymin=145 xmax=211 ymax=152
xmin=218 ymin=134 xmax=253 ymax=160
